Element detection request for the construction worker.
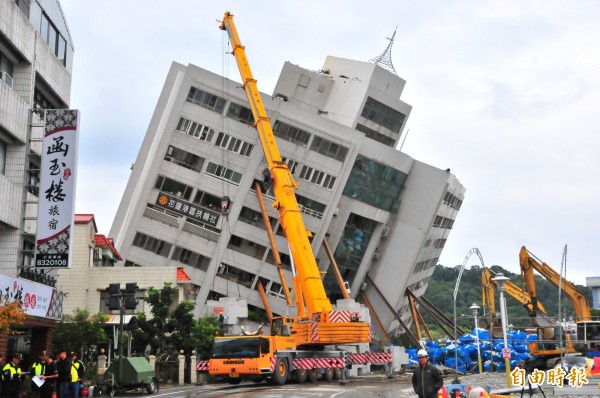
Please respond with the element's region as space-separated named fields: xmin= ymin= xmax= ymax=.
xmin=30 ymin=352 xmax=46 ymax=398
xmin=68 ymin=353 xmax=84 ymax=398
xmin=412 ymin=349 xmax=444 ymax=398
xmin=39 ymin=351 xmax=58 ymax=398
xmin=1 ymin=353 xmax=27 ymax=398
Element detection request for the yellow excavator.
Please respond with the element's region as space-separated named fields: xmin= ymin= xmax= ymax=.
xmin=482 ymin=266 xmax=578 ymax=368
xmin=207 ymin=12 xmax=371 ymax=385
xmin=520 ymin=246 xmax=600 ymax=352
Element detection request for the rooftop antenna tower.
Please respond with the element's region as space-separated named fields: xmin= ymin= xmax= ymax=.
xmin=369 ymin=27 xmax=399 ymax=76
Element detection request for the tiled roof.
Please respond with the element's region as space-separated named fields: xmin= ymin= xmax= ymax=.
xmin=74 ymin=214 xmax=97 ymax=231
xmin=177 ymin=267 xmax=191 ymax=282
xmin=95 ymin=234 xmax=123 ymax=261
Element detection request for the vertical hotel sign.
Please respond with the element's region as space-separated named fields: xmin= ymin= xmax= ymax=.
xmin=35 ymin=110 xmax=79 ymax=268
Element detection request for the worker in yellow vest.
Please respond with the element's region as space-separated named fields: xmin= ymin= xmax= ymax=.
xmin=30 ymin=352 xmax=46 ymax=398
xmin=69 ymin=353 xmax=85 ymax=398
xmin=1 ymin=353 xmax=26 ymax=398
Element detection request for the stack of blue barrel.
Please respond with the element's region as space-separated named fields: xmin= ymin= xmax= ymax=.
xmin=406 ymin=328 xmax=537 ymax=372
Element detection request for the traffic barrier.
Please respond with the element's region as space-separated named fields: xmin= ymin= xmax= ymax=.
xmin=437 ymin=386 xmax=449 ymax=398
xmin=195 ymin=360 xmax=208 ymax=371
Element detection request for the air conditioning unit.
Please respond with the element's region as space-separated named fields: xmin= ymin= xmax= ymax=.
xmin=1 ymin=72 xmax=13 ymax=88
xmin=93 ymin=247 xmax=103 ymax=260
xmin=372 ymin=252 xmax=380 ymax=260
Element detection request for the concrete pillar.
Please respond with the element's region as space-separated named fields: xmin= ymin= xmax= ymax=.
xmin=148 ymin=355 xmax=156 ymax=370
xmin=178 ymin=352 xmax=185 ymax=385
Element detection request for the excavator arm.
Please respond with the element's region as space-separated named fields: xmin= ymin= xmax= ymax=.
xmin=519 ymin=246 xmax=591 ymax=321
xmin=482 ymin=267 xmax=546 ymax=319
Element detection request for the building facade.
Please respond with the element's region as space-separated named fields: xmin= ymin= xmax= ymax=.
xmin=59 ymin=214 xmax=194 ymax=318
xmin=0 ymin=0 xmax=75 ymax=357
xmin=110 ymin=54 xmax=465 ymax=342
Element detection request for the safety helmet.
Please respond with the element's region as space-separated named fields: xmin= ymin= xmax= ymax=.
xmin=417 ymin=349 xmax=428 ymax=358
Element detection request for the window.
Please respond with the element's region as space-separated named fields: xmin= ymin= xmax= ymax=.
xmin=33 ymin=88 xmax=55 ymax=111
xmin=1 ymin=51 xmax=15 ymax=86
xmin=226 ymin=102 xmax=254 ymax=125
xmin=298 ymin=165 xmax=336 ymax=189
xmin=0 ymin=140 xmax=6 ymax=175
xmin=295 ymin=194 xmax=326 ymax=217
xmin=433 ymin=215 xmax=454 ymax=229
xmin=132 ymin=232 xmax=172 ymax=258
xmin=215 ymin=132 xmax=254 ymax=157
xmin=171 ymin=246 xmax=210 ymax=270
xmin=360 ymin=97 xmax=406 ymax=133
xmin=273 ymin=121 xmax=311 ymax=146
xmin=192 ymin=190 xmax=221 ymax=211
xmin=164 ymin=145 xmax=205 ymax=172
xmin=27 ymin=161 xmax=40 ymax=196
xmin=186 ymin=87 xmax=226 ymax=113
xmin=13 ymin=0 xmax=30 ymax=16
xmin=154 ymin=175 xmax=193 ymax=200
xmin=176 ymin=117 xmax=215 ymax=142
xmin=310 ymin=136 xmax=349 ymax=162
xmin=342 ymin=155 xmax=406 ymax=212
xmin=206 ymin=162 xmax=243 ymax=185
xmin=355 ymin=123 xmax=396 ymax=147
xmin=443 ymin=191 xmax=463 ymax=210
xmin=281 ymin=157 xmax=299 ymax=174
xmin=217 ymin=262 xmax=256 ymax=288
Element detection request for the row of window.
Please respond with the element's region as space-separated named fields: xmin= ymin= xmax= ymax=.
xmin=443 ymin=191 xmax=463 ymax=210
xmin=14 ymin=0 xmax=72 ymax=70
xmin=355 ymin=123 xmax=396 ymax=148
xmin=433 ymin=215 xmax=454 ymax=229
xmin=177 ymin=117 xmax=255 ymax=158
xmin=185 ymin=89 xmax=350 ymax=164
xmin=132 ymin=231 xmax=211 ymax=270
xmin=206 ymin=162 xmax=243 ymax=185
xmin=298 ymin=165 xmax=336 ymax=189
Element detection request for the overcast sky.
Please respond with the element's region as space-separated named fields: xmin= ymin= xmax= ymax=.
xmin=60 ymin=1 xmax=600 ymax=285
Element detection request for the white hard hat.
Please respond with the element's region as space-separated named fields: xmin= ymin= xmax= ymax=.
xmin=417 ymin=349 xmax=428 ymax=358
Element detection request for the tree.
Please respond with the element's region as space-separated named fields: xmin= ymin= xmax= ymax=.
xmin=53 ymin=309 xmax=108 ymax=360
xmin=0 ymin=297 xmax=26 ymax=334
xmin=193 ymin=314 xmax=222 ymax=359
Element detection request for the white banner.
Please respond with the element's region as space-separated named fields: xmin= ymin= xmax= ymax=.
xmin=35 ymin=110 xmax=80 ymax=268
xmin=0 ymin=275 xmax=64 ymax=320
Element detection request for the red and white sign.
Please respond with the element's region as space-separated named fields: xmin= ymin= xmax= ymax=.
xmin=35 ymin=110 xmax=80 ymax=268
xmin=213 ymin=307 xmax=224 ymax=315
xmin=0 ymin=274 xmax=63 ymax=320
xmin=502 ymin=347 xmax=511 ymax=359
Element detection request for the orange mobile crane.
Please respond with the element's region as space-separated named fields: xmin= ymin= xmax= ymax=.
xmin=520 ymin=246 xmax=600 ymax=351
xmin=206 ymin=12 xmax=372 ymax=385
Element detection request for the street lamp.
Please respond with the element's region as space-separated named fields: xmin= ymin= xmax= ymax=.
xmin=469 ymin=303 xmax=483 ymax=374
xmin=491 ymin=273 xmax=512 ymax=387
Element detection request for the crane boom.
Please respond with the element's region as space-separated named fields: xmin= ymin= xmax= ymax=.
xmin=220 ymin=12 xmax=332 ymax=315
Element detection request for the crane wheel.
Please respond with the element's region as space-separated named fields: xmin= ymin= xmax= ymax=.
xmin=307 ymin=368 xmax=318 ymax=383
xmin=295 ymin=369 xmax=308 ymax=383
xmin=272 ymin=358 xmax=289 ymax=385
xmin=322 ymin=368 xmax=334 ymax=381
xmin=333 ymin=368 xmax=343 ymax=380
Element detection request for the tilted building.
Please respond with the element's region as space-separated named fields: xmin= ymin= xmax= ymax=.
xmin=110 ymin=49 xmax=465 ymax=341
